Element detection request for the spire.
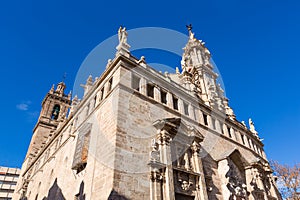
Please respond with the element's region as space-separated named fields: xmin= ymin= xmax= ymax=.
xmin=179 ymin=25 xmax=232 ymax=113
xmin=49 ymin=84 xmax=55 ymax=94
xmin=26 ymin=81 xmax=71 ymax=159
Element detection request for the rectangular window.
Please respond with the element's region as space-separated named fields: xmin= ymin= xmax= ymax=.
xmin=94 ymin=95 xmax=97 ymax=108
xmin=227 ymin=127 xmax=232 ymax=138
xmin=203 ymin=114 xmax=208 ymax=126
xmin=100 ymin=87 xmax=104 ymax=100
xmin=183 ymin=102 xmax=189 ymax=115
xmin=132 ymin=74 xmax=140 ymax=91
xmin=108 ymin=77 xmax=113 ymax=92
xmin=220 ymin=123 xmax=224 ymax=134
xmin=147 ymin=84 xmax=154 ymax=98
xmin=161 ymin=90 xmax=167 ymax=104
xmin=173 ymin=96 xmax=178 ymax=110
xmin=72 ymin=123 xmax=92 ymax=174
xmin=241 ymin=133 xmax=245 ymax=145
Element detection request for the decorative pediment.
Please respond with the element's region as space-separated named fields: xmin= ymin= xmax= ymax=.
xmin=152 ymin=118 xmax=204 ymax=142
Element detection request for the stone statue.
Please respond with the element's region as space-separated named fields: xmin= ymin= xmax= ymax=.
xmin=118 ymin=26 xmax=128 ymax=44
xmin=249 ymin=118 xmax=257 ymax=134
xmin=150 ymin=138 xmax=160 ymax=162
xmin=241 ymin=121 xmax=246 ymax=127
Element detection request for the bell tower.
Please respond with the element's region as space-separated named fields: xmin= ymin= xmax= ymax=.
xmin=26 ymin=82 xmax=72 ymax=159
xmin=180 ymin=25 xmax=227 ymax=112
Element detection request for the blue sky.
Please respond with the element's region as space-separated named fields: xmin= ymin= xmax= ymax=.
xmin=0 ymin=0 xmax=299 ymax=168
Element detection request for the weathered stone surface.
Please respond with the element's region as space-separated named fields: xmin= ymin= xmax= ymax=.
xmin=13 ymin=27 xmax=281 ymax=200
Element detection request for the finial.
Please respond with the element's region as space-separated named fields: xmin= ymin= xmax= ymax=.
xmin=176 ymin=67 xmax=180 ymax=74
xmin=50 ymin=84 xmax=55 ymax=93
xmin=72 ymin=95 xmax=78 ymax=105
xmin=68 ymin=90 xmax=72 ymax=100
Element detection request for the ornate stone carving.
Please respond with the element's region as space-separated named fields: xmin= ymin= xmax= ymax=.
xmin=149 ymin=138 xmax=160 ymax=162
xmin=157 ymin=130 xmax=172 ymax=145
xmin=191 ymin=141 xmax=200 ymax=154
xmin=226 ymin=160 xmax=248 ymax=200
xmin=150 ymin=170 xmax=163 ymax=182
xmin=224 ymin=98 xmax=236 ymax=120
xmin=174 ymin=170 xmax=197 ymax=195
xmin=191 ymin=70 xmax=202 ymax=95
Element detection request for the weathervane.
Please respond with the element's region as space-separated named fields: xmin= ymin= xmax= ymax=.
xmin=186 ymin=24 xmax=194 ymax=39
xmin=186 ymin=24 xmax=192 ymax=32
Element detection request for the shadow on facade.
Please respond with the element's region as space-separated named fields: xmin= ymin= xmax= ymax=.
xmin=202 ymin=150 xmax=221 ymax=199
xmin=75 ymin=181 xmax=86 ymax=200
xmin=108 ymin=189 xmax=128 ymax=200
xmin=42 ymin=178 xmax=66 ymax=200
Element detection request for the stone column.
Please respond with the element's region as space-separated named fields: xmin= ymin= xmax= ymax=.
xmin=166 ymin=92 xmax=173 ymax=108
xmin=229 ymin=127 xmax=236 ymax=140
xmin=154 ymin=86 xmax=161 ymax=102
xmin=196 ymin=109 xmax=204 ymax=124
xmin=191 ymin=140 xmax=208 ymax=200
xmin=215 ymin=119 xmax=221 ymax=133
xmin=90 ymin=96 xmax=96 ymax=110
xmin=188 ymin=104 xmax=195 ymax=120
xmin=157 ymin=130 xmax=175 ymax=200
xmin=178 ymin=99 xmax=184 ymax=114
xmin=248 ymin=138 xmax=253 ymax=149
xmin=243 ymin=134 xmax=250 ymax=148
xmin=140 ymin=77 xmax=147 ymax=96
xmin=223 ymin=124 xmax=230 ymax=137
xmin=207 ymin=115 xmax=213 ymax=129
xmin=150 ymin=168 xmax=163 ymax=200
xmin=235 ymin=131 xmax=242 ymax=144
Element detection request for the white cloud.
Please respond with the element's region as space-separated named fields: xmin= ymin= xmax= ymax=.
xmin=16 ymin=101 xmax=32 ymax=111
xmin=16 ymin=103 xmax=29 ymax=111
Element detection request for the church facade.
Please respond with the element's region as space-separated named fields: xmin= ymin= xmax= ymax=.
xmin=13 ymin=27 xmax=282 ymax=200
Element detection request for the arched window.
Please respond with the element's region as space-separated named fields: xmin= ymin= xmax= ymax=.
xmin=51 ymin=104 xmax=60 ymax=120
